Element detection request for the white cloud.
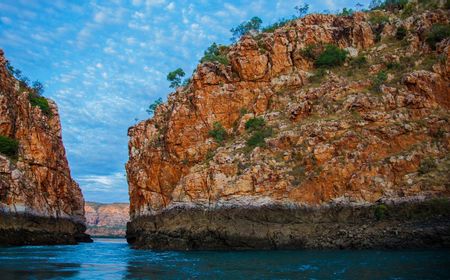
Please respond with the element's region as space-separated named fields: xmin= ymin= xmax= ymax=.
xmin=223 ymin=3 xmax=246 ymax=19
xmin=126 ymin=37 xmax=136 ymax=45
xmin=77 ymin=172 xmax=126 ymax=190
xmin=166 ymin=2 xmax=175 ymax=11
xmin=94 ymin=11 xmax=106 ymax=23
xmin=324 ymin=0 xmax=337 ymax=10
xmin=0 ymin=17 xmax=11 ymax=24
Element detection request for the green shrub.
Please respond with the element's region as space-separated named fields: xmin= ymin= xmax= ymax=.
xmin=401 ymin=2 xmax=415 ymax=18
xmin=246 ymin=128 xmax=272 ymax=148
xmin=370 ymin=0 xmax=408 ymax=10
xmin=208 ymin=122 xmax=227 ymax=144
xmin=262 ymin=18 xmax=291 ymax=33
xmin=338 ymin=7 xmax=354 ymax=16
xmin=0 ymin=135 xmax=19 ymax=158
xmin=418 ymin=157 xmax=437 ymax=174
xmin=369 ymin=13 xmax=389 ymax=25
xmin=350 ymin=55 xmax=368 ymax=68
xmin=386 ymin=62 xmax=402 ymax=70
xmin=28 ymin=93 xmax=52 ymax=116
xmin=244 ymin=117 xmax=272 ymax=150
xmin=200 ymin=43 xmax=229 ymax=65
xmin=374 ymin=204 xmax=388 ymax=220
xmin=371 ymin=71 xmax=387 ymax=92
xmin=426 ymin=24 xmax=450 ymax=50
xmin=396 ymin=26 xmax=407 ymax=40
xmin=314 ymin=45 xmax=348 ymax=68
xmin=245 ymin=117 xmax=266 ymax=132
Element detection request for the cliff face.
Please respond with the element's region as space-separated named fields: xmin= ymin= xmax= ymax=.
xmin=0 ymin=50 xmax=91 ymax=245
xmin=85 ymin=202 xmax=129 ymax=237
xmin=127 ymin=8 xmax=450 ymax=249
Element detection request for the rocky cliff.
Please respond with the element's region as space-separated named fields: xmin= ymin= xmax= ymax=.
xmin=127 ymin=6 xmax=450 ymax=249
xmin=85 ymin=202 xmax=129 ymax=237
xmin=0 ymin=50 xmax=91 ymax=245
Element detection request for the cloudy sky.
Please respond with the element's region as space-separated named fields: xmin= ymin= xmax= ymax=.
xmin=0 ymin=0 xmax=370 ymax=203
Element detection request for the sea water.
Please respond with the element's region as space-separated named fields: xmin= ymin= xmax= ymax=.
xmin=0 ymin=238 xmax=449 ymax=279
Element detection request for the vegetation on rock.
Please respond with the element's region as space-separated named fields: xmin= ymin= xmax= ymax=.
xmin=418 ymin=157 xmax=437 ymax=175
xmin=371 ymin=71 xmax=388 ymax=93
xmin=167 ymin=68 xmax=185 ymax=88
xmin=230 ymin=16 xmax=263 ymax=42
xmin=208 ymin=122 xmax=228 ymax=144
xmin=245 ymin=117 xmax=272 ymax=150
xmin=200 ymin=43 xmax=229 ymax=65
xmin=146 ymin=98 xmax=163 ymax=115
xmin=426 ymin=24 xmax=450 ymax=50
xmin=28 ymin=93 xmax=52 ymax=116
xmin=315 ymin=45 xmax=348 ymax=68
xmin=0 ymin=135 xmax=19 ymax=158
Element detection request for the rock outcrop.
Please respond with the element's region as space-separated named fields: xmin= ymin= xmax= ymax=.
xmin=0 ymin=50 xmax=91 ymax=245
xmin=127 ymin=8 xmax=450 ymax=249
xmin=85 ymin=202 xmax=129 ymax=237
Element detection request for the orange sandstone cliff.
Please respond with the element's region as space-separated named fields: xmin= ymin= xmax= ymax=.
xmin=126 ymin=8 xmax=450 ymax=249
xmin=0 ymin=50 xmax=91 ymax=245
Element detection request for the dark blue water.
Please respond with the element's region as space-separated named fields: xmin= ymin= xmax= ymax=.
xmin=0 ymin=239 xmax=449 ymax=279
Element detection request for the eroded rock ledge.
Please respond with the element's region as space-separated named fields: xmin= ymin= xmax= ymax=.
xmin=0 ymin=213 xmax=91 ymax=246
xmin=127 ymin=199 xmax=450 ymax=250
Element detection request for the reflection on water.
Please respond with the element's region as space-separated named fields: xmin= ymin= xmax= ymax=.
xmin=0 ymin=238 xmax=449 ymax=279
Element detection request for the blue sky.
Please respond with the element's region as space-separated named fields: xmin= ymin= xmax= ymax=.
xmin=0 ymin=0 xmax=370 ymax=203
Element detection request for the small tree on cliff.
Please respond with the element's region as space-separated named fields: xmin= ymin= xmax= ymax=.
xmin=32 ymin=81 xmax=44 ymax=95
xmin=167 ymin=68 xmax=185 ymax=89
xmin=146 ymin=98 xmax=163 ymax=115
xmin=294 ymin=3 xmax=309 ymax=18
xmin=230 ymin=16 xmax=263 ymax=42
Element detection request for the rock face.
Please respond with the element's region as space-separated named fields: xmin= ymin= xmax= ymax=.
xmin=85 ymin=202 xmax=129 ymax=237
xmin=0 ymin=50 xmax=91 ymax=245
xmin=127 ymin=9 xmax=450 ymax=249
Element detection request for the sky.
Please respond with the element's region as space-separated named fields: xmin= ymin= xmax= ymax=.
xmin=0 ymin=0 xmax=371 ymax=203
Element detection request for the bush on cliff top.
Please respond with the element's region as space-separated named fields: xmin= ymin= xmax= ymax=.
xmin=28 ymin=93 xmax=52 ymax=116
xmin=200 ymin=43 xmax=229 ymax=65
xmin=0 ymin=135 xmax=19 ymax=158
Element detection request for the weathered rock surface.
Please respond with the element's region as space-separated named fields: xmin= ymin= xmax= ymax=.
xmin=85 ymin=202 xmax=129 ymax=237
xmin=127 ymin=9 xmax=450 ymax=249
xmin=0 ymin=49 xmax=91 ymax=245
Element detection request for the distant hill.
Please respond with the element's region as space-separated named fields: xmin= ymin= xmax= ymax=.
xmin=85 ymin=202 xmax=129 ymax=237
